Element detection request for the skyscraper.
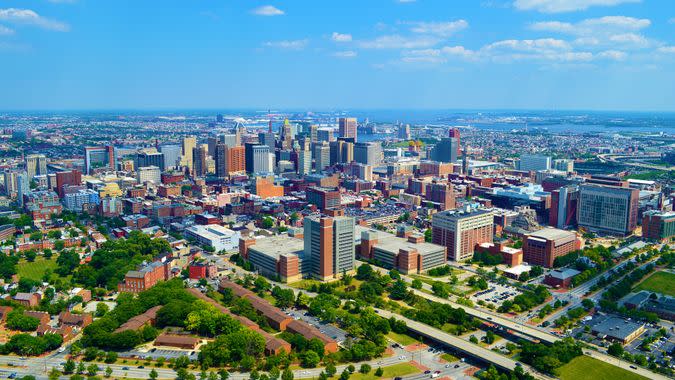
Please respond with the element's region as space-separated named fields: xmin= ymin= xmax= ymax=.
xmin=181 ymin=136 xmax=197 ymax=168
xmin=430 ymin=138 xmax=459 ymax=163
xmin=298 ymin=149 xmax=312 ymax=175
xmin=25 ymin=154 xmax=47 ymax=180
xmin=16 ymin=172 xmax=28 ymax=207
xmin=160 ymin=145 xmax=182 ymax=170
xmin=448 ymin=128 xmax=461 ymax=156
xmin=339 ymin=117 xmax=357 ymax=141
xmin=192 ymin=145 xmax=207 ymax=177
xmin=304 ymin=216 xmax=355 ymax=281
xmin=280 ymin=119 xmax=293 ymax=150
xmin=432 ymin=208 xmax=494 ymax=262
xmin=84 ymin=146 xmax=115 ymax=174
xmin=518 ymin=154 xmax=551 ymax=172
xmin=354 ymin=142 xmax=382 ymax=165
xmin=245 ymin=144 xmax=272 ymax=174
xmin=398 ymin=123 xmax=411 ymax=140
xmin=313 ymin=142 xmax=331 ymax=172
xmin=258 ymin=132 xmax=276 ymax=151
xmin=577 ymin=183 xmax=639 ymax=236
xmin=134 ymin=151 xmax=165 ymax=171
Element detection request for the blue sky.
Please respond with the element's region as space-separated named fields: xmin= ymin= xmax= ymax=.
xmin=0 ymin=0 xmax=674 ymax=111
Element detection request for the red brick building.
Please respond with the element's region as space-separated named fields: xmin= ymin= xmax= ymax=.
xmin=523 ymin=228 xmax=581 ymax=268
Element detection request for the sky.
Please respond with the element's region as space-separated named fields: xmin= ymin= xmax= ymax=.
xmin=0 ymin=0 xmax=674 ymax=111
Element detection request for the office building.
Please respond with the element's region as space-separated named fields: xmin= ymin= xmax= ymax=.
xmin=577 ymin=184 xmax=639 ymax=236
xmin=518 ymin=154 xmax=551 ymax=172
xmin=306 ymin=187 xmax=341 ymax=210
xmin=219 ymin=133 xmax=238 ymax=148
xmin=642 ymin=210 xmax=675 ymax=242
xmin=16 ymin=173 xmax=28 ymax=207
xmin=280 ymin=119 xmax=294 ymax=150
xmin=244 ymin=235 xmax=306 ymax=283
xmin=181 ymin=136 xmax=197 ymax=168
xmin=84 ymin=146 xmax=115 ymax=174
xmin=358 ymin=226 xmax=447 ymax=274
xmin=448 ymin=128 xmax=461 ymax=156
xmin=25 ymin=154 xmax=47 ymax=180
xmin=314 ymin=142 xmax=331 ymax=172
xmin=591 ymin=316 xmax=645 ymax=345
xmin=185 ymin=225 xmax=241 ymax=252
xmin=297 ymin=149 xmax=312 ymax=175
xmin=304 ymin=216 xmax=355 ymax=281
xmin=317 ymin=129 xmax=333 ymax=143
xmin=523 ymin=228 xmax=581 ymax=268
xmin=354 ymin=142 xmax=382 ymax=166
xmin=398 ymin=123 xmax=411 ymax=140
xmin=63 ymin=188 xmax=100 ymax=212
xmin=192 ymin=145 xmax=208 ymax=177
xmin=258 ymin=132 xmax=275 ymax=151
xmin=245 ymin=144 xmax=273 ymax=174
xmin=432 ymin=207 xmax=494 ymax=262
xmin=137 ymin=166 xmax=161 ymax=184
xmin=549 ymin=185 xmax=579 ymax=229
xmin=55 ymin=170 xmax=82 ymax=197
xmin=134 ymin=151 xmax=165 ymax=171
xmin=118 ymin=261 xmax=171 ymax=294
xmin=430 ymin=138 xmax=459 ymax=163
xmin=425 ymin=182 xmax=456 ymax=211
xmin=330 ymin=140 xmax=354 ymax=165
xmin=552 ymin=159 xmax=574 ymax=173
xmin=338 ymin=117 xmax=357 ymax=141
xmin=160 ymin=145 xmax=182 ymax=170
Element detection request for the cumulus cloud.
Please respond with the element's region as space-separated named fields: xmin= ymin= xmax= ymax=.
xmin=657 ymin=46 xmax=675 ymax=53
xmin=263 ymin=39 xmax=308 ymax=50
xmin=332 ymin=50 xmax=358 ymax=58
xmin=251 ymin=5 xmax=284 ymax=16
xmin=0 ymin=8 xmax=69 ymax=31
xmin=357 ymin=34 xmax=440 ymax=49
xmin=514 ymin=0 xmax=641 ymax=13
xmin=0 ymin=25 xmax=14 ymax=35
xmin=331 ymin=32 xmax=352 ymax=42
xmin=407 ymin=20 xmax=469 ymax=37
xmin=530 ymin=16 xmax=654 ymax=49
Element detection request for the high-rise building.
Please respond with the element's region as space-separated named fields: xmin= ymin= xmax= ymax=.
xmin=304 ymin=216 xmax=355 ymax=281
xmin=518 ymin=154 xmax=551 ymax=172
xmin=16 ymin=172 xmax=28 ymax=207
xmin=577 ymin=184 xmax=639 ymax=236
xmin=298 ymin=149 xmax=312 ymax=175
xmin=160 ymin=145 xmax=182 ymax=170
xmin=432 ymin=207 xmax=494 ymax=262
xmin=219 ymin=133 xmax=238 ymax=148
xmin=245 ymin=144 xmax=272 ymax=174
xmin=314 ymin=142 xmax=331 ymax=172
xmin=25 ymin=154 xmax=47 ymax=180
xmin=448 ymin=128 xmax=461 ymax=156
xmin=258 ymin=132 xmax=275 ymax=151
xmin=84 ymin=146 xmax=115 ymax=174
xmin=642 ymin=210 xmax=675 ymax=242
xmin=55 ymin=170 xmax=82 ymax=197
xmin=354 ymin=142 xmax=382 ymax=166
xmin=306 ymin=187 xmax=341 ymax=210
xmin=137 ymin=166 xmax=161 ymax=184
xmin=398 ymin=123 xmax=411 ymax=140
xmin=216 ymin=144 xmax=246 ymax=177
xmin=430 ymin=138 xmax=459 ymax=163
xmin=181 ymin=136 xmax=197 ymax=168
xmin=549 ymin=185 xmax=579 ymax=229
xmin=552 ymin=159 xmax=574 ymax=173
xmin=280 ymin=119 xmax=294 ymax=150
xmin=338 ymin=117 xmax=357 ymax=141
xmin=207 ymin=137 xmax=218 ymax=159
xmin=310 ymin=124 xmax=318 ymax=143
xmin=425 ymin=182 xmax=456 ymax=211
xmin=192 ymin=145 xmax=208 ymax=177
xmin=134 ymin=151 xmax=165 ymax=171
xmin=317 ymin=129 xmax=333 ymax=143
xmin=330 ymin=140 xmax=354 ymax=165
xmin=216 ymin=114 xmax=224 ymax=123
xmin=523 ymin=228 xmax=580 ymax=268
xmin=63 ymin=188 xmax=100 ymax=212
xmin=3 ymin=170 xmax=19 ymax=197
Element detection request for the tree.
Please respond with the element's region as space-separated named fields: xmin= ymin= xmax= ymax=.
xmin=431 ymin=281 xmax=449 ymax=298
xmin=48 ymin=230 xmax=62 ymax=240
xmin=281 ymin=369 xmax=293 ymax=380
xmin=63 ymin=359 xmax=76 ymax=374
xmin=411 ymin=279 xmax=423 ymax=289
xmin=389 ymin=280 xmax=408 ymax=300
xmin=262 ymin=217 xmax=274 ymax=229
xmin=374 ymin=368 xmax=384 ymax=377
xmin=581 ymin=299 xmax=595 ymax=310
xmin=359 ymin=364 xmax=371 ymax=374
xmin=325 ymin=363 xmax=337 ymax=377
xmin=87 ymin=363 xmax=99 ymax=376
xmin=77 ymin=362 xmax=86 ymax=374
xmin=424 ymin=228 xmax=432 ymax=242
xmin=470 ymin=335 xmax=479 ymax=344
xmin=301 ymin=350 xmax=320 ymax=368
xmin=339 ymin=370 xmax=350 ymax=380
xmin=104 ymin=351 xmax=117 ymax=364
xmin=149 ymin=369 xmax=158 ymax=380
xmin=105 ymin=367 xmax=113 ymax=378
xmin=49 ymin=368 xmax=62 ymax=380
xmin=218 ymin=370 xmax=230 ymax=380
xmin=356 ymin=264 xmax=374 ymax=281
xmin=607 ymin=343 xmax=624 ymax=357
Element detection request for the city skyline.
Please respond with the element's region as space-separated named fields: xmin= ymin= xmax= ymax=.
xmin=0 ymin=0 xmax=674 ymax=111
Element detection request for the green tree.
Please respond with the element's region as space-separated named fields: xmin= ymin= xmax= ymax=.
xmin=374 ymin=368 xmax=383 ymax=377
xmin=389 ymin=280 xmax=408 ymax=300
xmin=149 ymin=369 xmax=158 ymax=380
xmin=411 ymin=279 xmax=423 ymax=289
xmin=281 ymin=369 xmax=293 ymax=380
xmin=359 ymin=364 xmax=371 ymax=374
xmin=86 ymin=364 xmax=99 ymax=376
xmin=49 ymin=368 xmax=61 ymax=380
xmin=63 ymin=359 xmax=76 ymax=374
xmin=301 ymin=350 xmax=320 ymax=368
xmin=96 ymin=303 xmax=110 ymax=317
xmin=470 ymin=335 xmax=479 ymax=344
xmin=607 ymin=343 xmax=624 ymax=357
xmin=105 ymin=367 xmax=113 ymax=378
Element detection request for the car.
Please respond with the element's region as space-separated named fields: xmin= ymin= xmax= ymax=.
xmin=454 ymin=365 xmax=460 ymax=368
xmin=8 ymin=373 xmax=17 ymax=379
xmin=150 ymin=348 xmax=157 ymax=352
xmin=138 ymin=366 xmax=144 ymax=369
xmin=434 ymin=370 xmax=441 ymax=374
xmin=424 ymin=370 xmax=431 ymax=374
xmin=629 ymin=365 xmax=637 ymax=369
xmin=122 ymin=367 xmax=130 ymax=371
xmin=445 ymin=365 xmax=450 ymax=368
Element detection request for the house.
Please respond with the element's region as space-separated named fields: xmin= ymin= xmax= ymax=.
xmin=59 ymin=311 xmax=93 ymax=328
xmin=13 ymin=292 xmax=41 ymax=307
xmin=154 ymin=334 xmax=200 ymax=349
xmin=23 ymin=310 xmax=50 ymax=325
xmin=0 ymin=306 xmax=13 ymax=322
xmin=114 ymin=305 xmax=162 ymax=333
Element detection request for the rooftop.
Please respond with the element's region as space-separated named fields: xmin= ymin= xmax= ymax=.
xmin=527 ymin=228 xmax=576 ymax=242
xmin=356 ymin=226 xmax=445 ymax=256
xmin=591 ymin=316 xmax=644 ymax=340
xmin=248 ymin=235 xmax=305 ymax=259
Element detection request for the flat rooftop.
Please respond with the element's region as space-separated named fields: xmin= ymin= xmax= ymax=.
xmin=249 ymin=235 xmax=305 ymax=259
xmin=355 ymin=226 xmax=445 ymax=256
xmin=527 ymin=228 xmax=575 ymax=241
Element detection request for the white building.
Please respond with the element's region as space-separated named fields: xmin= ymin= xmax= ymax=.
xmin=137 ymin=166 xmax=161 ymax=184
xmin=184 ymin=225 xmax=241 ymax=252
xmin=518 ymin=154 xmax=551 ymax=172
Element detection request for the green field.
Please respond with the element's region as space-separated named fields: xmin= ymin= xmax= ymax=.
xmin=440 ymin=353 xmax=459 ymax=363
xmin=386 ymin=331 xmax=420 ymax=346
xmin=17 ymin=257 xmax=58 ymax=281
xmin=348 ymin=363 xmax=419 ymax=380
xmin=557 ymin=356 xmax=648 ymax=380
xmin=634 ymin=271 xmax=675 ymax=297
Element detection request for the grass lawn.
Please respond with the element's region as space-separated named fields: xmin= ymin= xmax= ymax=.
xmin=349 ymin=363 xmax=419 ymax=380
xmin=557 ymin=356 xmax=648 ymax=380
xmin=386 ymin=331 xmax=420 ymax=346
xmin=634 ymin=271 xmax=675 ymax=297
xmin=440 ymin=353 xmax=458 ymax=363
xmin=17 ymin=257 xmax=58 ymax=281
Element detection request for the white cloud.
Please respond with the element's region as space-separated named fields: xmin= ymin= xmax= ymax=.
xmin=332 ymin=50 xmax=358 ymax=58
xmin=0 ymin=25 xmax=14 ymax=35
xmin=331 ymin=32 xmax=352 ymax=42
xmin=408 ymin=20 xmax=469 ymax=37
xmin=251 ymin=5 xmax=284 ymax=16
xmin=514 ymin=0 xmax=640 ymax=13
xmin=530 ymin=16 xmax=650 ymax=35
xmin=263 ymin=39 xmax=308 ymax=50
xmin=484 ymin=38 xmax=572 ymax=53
xmin=657 ymin=46 xmax=675 ymax=53
xmin=0 ymin=8 xmax=69 ymax=31
xmin=597 ymin=50 xmax=627 ymax=60
xmin=357 ymin=34 xmax=440 ymax=49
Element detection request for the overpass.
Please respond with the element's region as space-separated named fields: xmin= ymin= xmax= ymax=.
xmin=374 ymin=309 xmax=554 ymax=380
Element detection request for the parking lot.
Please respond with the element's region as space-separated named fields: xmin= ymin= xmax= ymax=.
xmin=470 ymin=282 xmax=519 ymax=307
xmin=120 ymin=346 xmax=199 ymax=361
xmin=286 ymin=309 xmax=348 ymax=344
